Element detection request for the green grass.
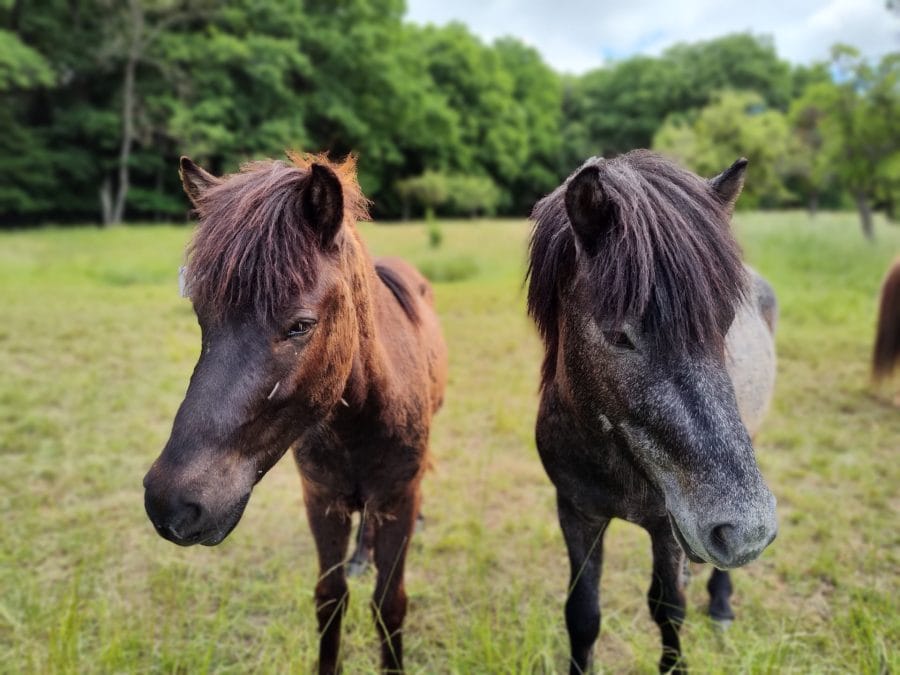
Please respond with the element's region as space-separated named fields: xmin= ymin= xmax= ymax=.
xmin=1 ymin=212 xmax=898 ymax=674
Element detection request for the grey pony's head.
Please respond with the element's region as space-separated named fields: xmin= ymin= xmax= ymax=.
xmin=529 ymin=151 xmax=777 ymax=569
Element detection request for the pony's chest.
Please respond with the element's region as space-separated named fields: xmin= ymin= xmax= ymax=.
xmin=537 ymin=410 xmax=666 ymax=523
xmin=294 ymin=425 xmax=425 ymax=505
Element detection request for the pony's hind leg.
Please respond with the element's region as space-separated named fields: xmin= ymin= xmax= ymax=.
xmin=558 ymin=495 xmax=608 ymax=675
xmin=707 ymin=568 xmax=735 ymax=625
xmin=305 ymin=489 xmax=353 ymax=675
xmin=371 ymin=488 xmax=420 ymax=673
xmin=648 ymin=523 xmax=688 ymax=674
xmin=348 ymin=509 xmax=425 ymax=578
xmin=347 ymin=514 xmax=375 ymax=577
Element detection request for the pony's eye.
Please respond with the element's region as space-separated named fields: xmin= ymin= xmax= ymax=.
xmin=287 ymin=320 xmax=316 ymax=338
xmin=603 ymin=330 xmax=635 ymax=350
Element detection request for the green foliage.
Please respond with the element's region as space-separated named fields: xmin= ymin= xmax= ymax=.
xmin=414 ymin=254 xmax=479 ymax=282
xmin=446 ymin=174 xmax=502 ymax=217
xmin=786 ymin=47 xmax=900 ymax=234
xmin=564 ymin=34 xmax=794 ymax=162
xmin=396 ymin=170 xmax=450 ymax=219
xmin=654 ymin=91 xmax=795 ymax=208
xmin=0 ymin=1 xmax=896 ymax=227
xmin=0 ymin=29 xmax=54 ymax=91
xmin=397 ymin=171 xmax=502 ymax=218
xmin=427 ymin=221 xmax=443 ymax=249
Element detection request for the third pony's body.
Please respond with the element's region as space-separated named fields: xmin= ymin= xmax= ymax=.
xmin=528 ymin=151 xmax=778 ymax=673
xmin=873 ymin=256 xmax=900 ymax=383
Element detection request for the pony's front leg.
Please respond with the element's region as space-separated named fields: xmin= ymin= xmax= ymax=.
xmin=304 ymin=488 xmax=353 ymax=675
xmin=558 ymin=495 xmax=608 ymax=675
xmin=371 ymin=487 xmax=420 ymax=673
xmin=647 ymin=522 xmax=688 ymax=674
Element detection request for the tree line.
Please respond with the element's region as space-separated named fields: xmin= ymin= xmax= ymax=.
xmin=2 ymin=0 xmax=898 ymax=236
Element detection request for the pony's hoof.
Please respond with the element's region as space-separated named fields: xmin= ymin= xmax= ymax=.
xmin=711 ymin=617 xmax=732 ymax=631
xmin=346 ymin=559 xmax=370 ymax=578
xmin=709 ymin=610 xmax=734 ymax=631
xmin=708 ymin=598 xmax=734 ymax=625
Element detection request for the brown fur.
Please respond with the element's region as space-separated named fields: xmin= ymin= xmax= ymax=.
xmin=144 ymin=152 xmax=447 ymax=675
xmin=873 ymin=256 xmax=900 ymax=380
xmin=184 ymin=153 xmax=370 ymax=322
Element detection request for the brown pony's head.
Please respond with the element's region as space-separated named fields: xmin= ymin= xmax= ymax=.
xmin=143 ymin=153 xmax=368 ymax=546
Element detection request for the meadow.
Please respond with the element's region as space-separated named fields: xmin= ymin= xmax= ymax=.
xmin=1 ymin=212 xmax=898 ymax=674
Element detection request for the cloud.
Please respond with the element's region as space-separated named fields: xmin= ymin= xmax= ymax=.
xmin=405 ymin=0 xmax=900 ymax=73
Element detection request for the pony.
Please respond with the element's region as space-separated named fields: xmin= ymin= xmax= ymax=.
xmin=526 ymin=150 xmax=778 ymax=673
xmin=143 ymin=152 xmax=447 ymax=674
xmin=873 ymin=256 xmax=900 ymax=383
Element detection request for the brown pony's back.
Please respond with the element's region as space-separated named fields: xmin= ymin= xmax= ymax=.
xmin=873 ymin=257 xmax=900 ymax=380
xmin=374 ymin=256 xmax=446 ymax=414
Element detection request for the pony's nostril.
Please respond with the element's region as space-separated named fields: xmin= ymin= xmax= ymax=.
xmin=708 ymin=523 xmax=735 ymax=557
xmin=182 ymin=501 xmax=202 ymax=524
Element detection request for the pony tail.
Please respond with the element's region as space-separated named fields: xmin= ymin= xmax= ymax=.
xmin=873 ymin=257 xmax=900 ymax=380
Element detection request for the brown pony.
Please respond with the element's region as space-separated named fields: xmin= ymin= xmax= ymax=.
xmin=873 ymin=256 xmax=900 ymax=383
xmin=142 ymin=152 xmax=447 ymax=674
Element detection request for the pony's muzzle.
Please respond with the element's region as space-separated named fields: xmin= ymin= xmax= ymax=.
xmin=143 ymin=482 xmax=208 ymax=546
xmin=698 ymin=493 xmax=778 ymax=569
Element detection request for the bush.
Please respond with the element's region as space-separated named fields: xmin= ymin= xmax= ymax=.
xmin=416 ymin=256 xmax=478 ymax=283
xmin=427 ymin=222 xmax=443 ymax=249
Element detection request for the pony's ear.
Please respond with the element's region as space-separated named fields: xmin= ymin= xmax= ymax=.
xmin=179 ymin=157 xmax=220 ymax=205
xmin=301 ymin=163 xmax=344 ymax=248
xmin=565 ymin=165 xmax=612 ymax=253
xmin=710 ymin=158 xmax=748 ymax=215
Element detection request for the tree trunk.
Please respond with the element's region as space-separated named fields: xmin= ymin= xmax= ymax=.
xmin=808 ymin=192 xmax=819 ymax=218
xmin=854 ymin=190 xmax=874 ymax=240
xmin=100 ymin=176 xmax=113 ymax=225
xmin=9 ymin=0 xmax=23 ymax=30
xmin=110 ymin=50 xmax=138 ymax=225
xmin=107 ymin=0 xmax=143 ymax=226
xmin=153 ymin=158 xmax=163 ymax=222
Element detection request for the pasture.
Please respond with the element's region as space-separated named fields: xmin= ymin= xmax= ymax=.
xmin=1 ymin=212 xmax=898 ymax=673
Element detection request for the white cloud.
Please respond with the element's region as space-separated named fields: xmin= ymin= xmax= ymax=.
xmin=405 ymin=0 xmax=900 ymax=73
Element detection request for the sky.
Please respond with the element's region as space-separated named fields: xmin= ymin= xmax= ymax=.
xmin=406 ymin=0 xmax=900 ymax=73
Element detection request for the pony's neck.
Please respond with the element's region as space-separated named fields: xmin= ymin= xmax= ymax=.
xmin=339 ymin=228 xmax=391 ymax=409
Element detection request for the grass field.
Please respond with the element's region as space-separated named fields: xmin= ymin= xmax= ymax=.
xmin=1 ymin=212 xmax=898 ymax=674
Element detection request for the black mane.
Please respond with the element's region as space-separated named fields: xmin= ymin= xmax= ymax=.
xmin=527 ymin=150 xmax=746 ymax=385
xmin=376 ymin=263 xmax=420 ymax=324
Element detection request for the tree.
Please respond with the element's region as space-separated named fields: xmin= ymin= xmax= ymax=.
xmin=396 ymin=171 xmax=449 ymax=221
xmin=791 ymin=47 xmax=900 ymax=238
xmin=446 ymin=174 xmax=501 ymax=217
xmin=653 ymin=91 xmax=794 ymax=208
xmin=563 ymin=33 xmax=794 ymax=164
xmin=788 ymin=82 xmax=840 ymax=215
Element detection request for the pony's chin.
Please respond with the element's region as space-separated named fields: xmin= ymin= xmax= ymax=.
xmin=667 ymin=512 xmax=708 ymax=565
xmin=200 ymin=493 xmax=250 ymax=546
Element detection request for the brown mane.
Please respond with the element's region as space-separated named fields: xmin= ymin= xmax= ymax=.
xmin=527 ymin=150 xmax=746 ymax=385
xmin=185 ymin=152 xmax=370 ymax=321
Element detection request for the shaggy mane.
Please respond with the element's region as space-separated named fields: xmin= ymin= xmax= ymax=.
xmin=185 ymin=152 xmax=370 ymax=321
xmin=527 ymin=150 xmax=746 ymax=386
